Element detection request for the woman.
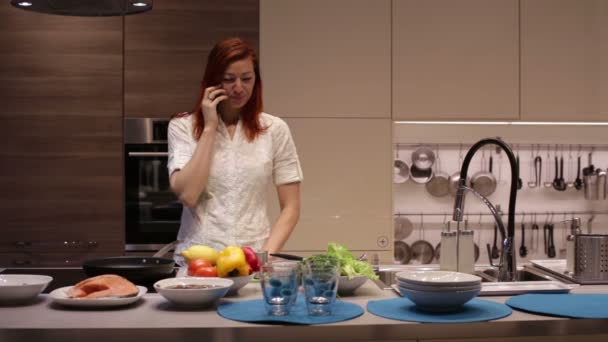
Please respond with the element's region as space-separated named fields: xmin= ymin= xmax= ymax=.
xmin=167 ymin=37 xmax=303 ymax=265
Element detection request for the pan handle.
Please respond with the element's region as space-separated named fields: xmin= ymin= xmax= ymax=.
xmin=270 ymin=253 xmax=304 ymax=261
xmin=153 ymin=240 xmax=180 ymax=258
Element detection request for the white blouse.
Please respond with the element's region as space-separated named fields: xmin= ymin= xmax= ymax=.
xmin=167 ymin=112 xmax=303 ymax=265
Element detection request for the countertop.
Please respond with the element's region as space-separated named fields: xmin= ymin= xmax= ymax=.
xmin=1 ymin=276 xmax=608 ymax=342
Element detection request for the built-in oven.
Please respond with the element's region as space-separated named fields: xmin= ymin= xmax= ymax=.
xmin=124 ymin=118 xmax=182 ymax=252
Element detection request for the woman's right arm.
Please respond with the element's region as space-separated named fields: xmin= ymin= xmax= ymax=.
xmin=169 ymin=126 xmax=217 ymax=208
xmin=169 ymin=86 xmax=227 ymax=208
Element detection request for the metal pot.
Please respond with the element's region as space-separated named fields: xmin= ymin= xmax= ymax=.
xmin=471 ymin=152 xmax=497 ymax=197
xmin=394 ymin=159 xmax=410 ymax=184
xmin=411 ymin=146 xmax=435 ymax=170
xmin=410 ymin=164 xmax=434 ymax=184
xmin=448 ymin=148 xmax=470 ymax=196
xmin=82 ymin=241 xmax=178 ymax=283
xmin=425 ymin=148 xmax=449 ymax=197
xmin=394 ymin=216 xmax=413 ymax=241
xmin=394 ymin=241 xmax=412 ymax=264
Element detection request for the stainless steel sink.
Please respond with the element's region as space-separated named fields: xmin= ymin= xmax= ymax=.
xmin=475 ymin=267 xmax=555 ymax=282
xmin=373 ymin=264 xmax=572 ymax=290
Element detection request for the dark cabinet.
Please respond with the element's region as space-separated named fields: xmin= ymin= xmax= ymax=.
xmin=124 ymin=0 xmax=259 ymax=118
xmin=0 ymin=5 xmax=124 ymax=265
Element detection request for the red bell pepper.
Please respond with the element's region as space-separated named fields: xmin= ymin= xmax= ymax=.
xmin=241 ymin=246 xmax=262 ymax=272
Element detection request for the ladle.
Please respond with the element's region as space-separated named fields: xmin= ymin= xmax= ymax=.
xmin=519 ymin=215 xmax=528 ymax=258
xmin=574 ymin=155 xmax=583 ymax=190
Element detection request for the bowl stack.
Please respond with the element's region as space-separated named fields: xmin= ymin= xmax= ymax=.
xmin=395 ymin=270 xmax=481 ymax=312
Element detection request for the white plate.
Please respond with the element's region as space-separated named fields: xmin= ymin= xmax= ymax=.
xmin=396 ymin=270 xmax=481 ymax=287
xmin=49 ymin=285 xmax=147 ymax=307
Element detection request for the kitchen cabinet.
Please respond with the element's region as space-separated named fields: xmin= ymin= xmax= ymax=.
xmin=0 ymin=4 xmax=124 ymax=265
xmin=260 ymin=0 xmax=391 ymax=118
xmin=392 ymin=0 xmax=519 ymax=120
xmin=124 ymin=0 xmax=259 ymax=118
xmin=521 ymin=0 xmax=608 ymax=121
xmin=266 ymin=118 xmax=393 ymax=262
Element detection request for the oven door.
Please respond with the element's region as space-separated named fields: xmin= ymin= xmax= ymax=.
xmin=125 ymin=143 xmax=181 ymax=251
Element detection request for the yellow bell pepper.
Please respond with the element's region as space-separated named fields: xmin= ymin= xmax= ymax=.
xmin=216 ymin=246 xmax=250 ymax=277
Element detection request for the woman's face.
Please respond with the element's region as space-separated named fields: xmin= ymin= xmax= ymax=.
xmin=220 ymin=57 xmax=256 ymax=111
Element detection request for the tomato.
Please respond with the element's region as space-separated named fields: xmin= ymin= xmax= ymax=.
xmin=192 ymin=266 xmax=218 ymax=277
xmin=188 ymin=258 xmax=212 ymax=275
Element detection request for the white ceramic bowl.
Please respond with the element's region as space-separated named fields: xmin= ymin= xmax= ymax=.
xmin=396 ymin=270 xmax=481 ymax=287
xmin=396 ymin=279 xmax=481 ymax=292
xmin=0 ymin=274 xmax=53 ymax=303
xmin=177 ymin=267 xmax=254 ymax=295
xmin=225 ymin=274 xmax=254 ymax=295
xmin=154 ymin=277 xmax=233 ymax=306
xmin=338 ymin=275 xmax=368 ymax=294
xmin=399 ymin=286 xmax=480 ymax=311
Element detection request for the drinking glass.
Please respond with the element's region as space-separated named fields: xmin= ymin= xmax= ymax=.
xmin=259 ymin=260 xmax=300 ymax=316
xmin=302 ymin=255 xmax=340 ymax=316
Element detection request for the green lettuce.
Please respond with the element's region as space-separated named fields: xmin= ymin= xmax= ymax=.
xmin=326 ymin=242 xmax=378 ymax=280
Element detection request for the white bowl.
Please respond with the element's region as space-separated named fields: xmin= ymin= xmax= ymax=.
xmin=396 ymin=270 xmax=481 ymax=287
xmin=399 ymin=286 xmax=480 ymax=312
xmin=154 ymin=277 xmax=233 ymax=306
xmin=396 ymin=279 xmax=481 ymax=292
xmin=225 ymin=274 xmax=254 ymax=295
xmin=338 ymin=275 xmax=367 ymax=294
xmin=0 ymin=274 xmax=53 ymax=303
xmin=176 ymin=267 xmax=254 ymax=295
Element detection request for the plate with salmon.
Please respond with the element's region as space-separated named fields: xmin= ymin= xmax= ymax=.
xmin=49 ymin=274 xmax=147 ymax=307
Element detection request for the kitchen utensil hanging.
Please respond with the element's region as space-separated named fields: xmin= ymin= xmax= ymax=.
xmin=394 ymin=215 xmax=414 ymax=241
xmin=543 ymin=145 xmax=553 ymax=188
xmin=394 ymin=149 xmax=410 ymax=184
xmin=471 ymin=148 xmax=497 ymax=197
xmin=448 ymin=144 xmax=470 ymax=196
xmin=410 ymin=214 xmax=434 ymax=264
xmin=394 ymin=241 xmax=412 ymax=264
xmin=411 ymin=146 xmax=435 ymax=170
xmin=425 ymin=145 xmax=450 ymax=197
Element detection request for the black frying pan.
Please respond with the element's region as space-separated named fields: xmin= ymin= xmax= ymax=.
xmin=82 ymin=241 xmax=178 ymax=283
xmin=82 ymin=256 xmax=175 ymax=283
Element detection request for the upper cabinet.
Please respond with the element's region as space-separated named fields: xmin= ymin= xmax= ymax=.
xmin=0 ymin=4 xmax=124 ymax=264
xmin=392 ymin=0 xmax=519 ymax=120
xmin=521 ymin=0 xmax=608 ymax=121
xmin=124 ymin=0 xmax=259 ymax=118
xmin=260 ymin=0 xmax=391 ymax=118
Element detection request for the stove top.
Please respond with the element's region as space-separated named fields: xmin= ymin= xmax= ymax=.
xmin=0 ymin=267 xmax=176 ymax=293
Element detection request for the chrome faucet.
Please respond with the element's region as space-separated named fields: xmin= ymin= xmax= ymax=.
xmin=452 ymin=138 xmax=519 ymax=282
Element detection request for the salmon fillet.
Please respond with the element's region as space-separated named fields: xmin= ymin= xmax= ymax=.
xmin=66 ymin=274 xmax=139 ymax=299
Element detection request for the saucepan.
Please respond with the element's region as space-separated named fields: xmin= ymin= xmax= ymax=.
xmin=470 ymin=149 xmax=497 ymax=197
xmin=82 ymin=241 xmax=179 ymax=283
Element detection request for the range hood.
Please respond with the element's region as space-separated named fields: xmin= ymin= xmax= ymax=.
xmin=10 ymin=0 xmax=153 ymax=17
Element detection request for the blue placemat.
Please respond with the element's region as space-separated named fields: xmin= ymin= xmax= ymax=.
xmin=367 ymin=298 xmax=511 ymax=323
xmin=217 ymin=296 xmax=364 ymax=325
xmin=506 ymin=294 xmax=608 ymax=319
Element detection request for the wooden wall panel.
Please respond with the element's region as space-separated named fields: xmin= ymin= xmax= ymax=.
xmin=124 ymin=0 xmax=259 ymax=118
xmin=0 ymin=4 xmax=124 ymax=261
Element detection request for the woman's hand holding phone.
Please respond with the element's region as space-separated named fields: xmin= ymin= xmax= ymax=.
xmin=201 ymin=86 xmax=228 ymax=130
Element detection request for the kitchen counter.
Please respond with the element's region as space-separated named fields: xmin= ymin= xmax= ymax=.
xmin=1 ymin=278 xmax=608 ymax=342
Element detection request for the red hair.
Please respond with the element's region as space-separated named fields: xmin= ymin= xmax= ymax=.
xmin=173 ymin=37 xmax=265 ymax=142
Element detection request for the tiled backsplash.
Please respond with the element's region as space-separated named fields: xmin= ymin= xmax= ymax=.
xmin=393 ymin=123 xmax=608 ymax=265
